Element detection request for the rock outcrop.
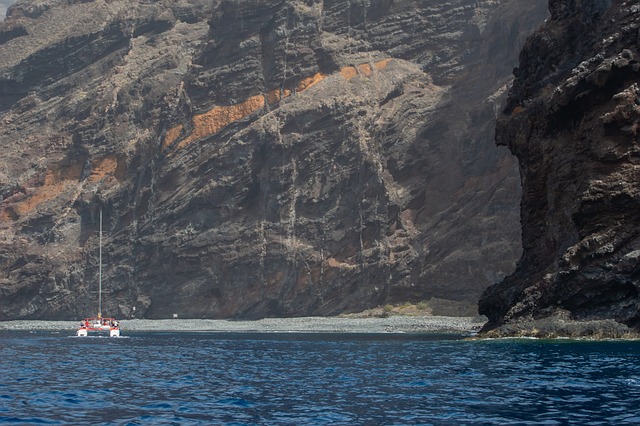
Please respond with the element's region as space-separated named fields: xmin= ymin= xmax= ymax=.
xmin=480 ymin=0 xmax=640 ymax=337
xmin=0 ymin=0 xmax=546 ymax=320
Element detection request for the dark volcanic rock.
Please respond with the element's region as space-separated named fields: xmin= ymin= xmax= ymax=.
xmin=480 ymin=0 xmax=640 ymax=337
xmin=0 ymin=0 xmax=546 ymax=320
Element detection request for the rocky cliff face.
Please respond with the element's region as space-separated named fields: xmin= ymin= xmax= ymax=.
xmin=480 ymin=0 xmax=640 ymax=337
xmin=0 ymin=0 xmax=546 ymax=320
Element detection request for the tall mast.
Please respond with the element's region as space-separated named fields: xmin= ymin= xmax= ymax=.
xmin=98 ymin=208 xmax=102 ymax=318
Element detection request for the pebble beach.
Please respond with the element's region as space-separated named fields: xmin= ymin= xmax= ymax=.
xmin=0 ymin=315 xmax=486 ymax=334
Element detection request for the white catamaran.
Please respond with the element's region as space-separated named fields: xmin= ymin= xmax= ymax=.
xmin=77 ymin=209 xmax=120 ymax=337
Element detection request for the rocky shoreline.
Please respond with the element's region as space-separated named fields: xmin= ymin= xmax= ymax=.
xmin=480 ymin=317 xmax=640 ymax=340
xmin=0 ymin=315 xmax=486 ymax=334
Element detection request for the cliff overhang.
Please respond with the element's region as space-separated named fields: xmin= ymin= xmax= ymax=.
xmin=479 ymin=0 xmax=640 ymax=338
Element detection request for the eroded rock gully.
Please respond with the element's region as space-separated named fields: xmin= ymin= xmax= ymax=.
xmin=0 ymin=0 xmax=546 ymax=320
xmin=480 ymin=0 xmax=640 ymax=338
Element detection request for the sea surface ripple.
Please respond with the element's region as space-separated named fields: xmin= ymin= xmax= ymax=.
xmin=1 ymin=331 xmax=640 ymax=424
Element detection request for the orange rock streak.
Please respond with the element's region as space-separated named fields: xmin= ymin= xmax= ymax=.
xmin=89 ymin=156 xmax=119 ymax=183
xmin=175 ymin=94 xmax=265 ymax=150
xmin=163 ymin=59 xmax=395 ymax=151
xmin=11 ymin=180 xmax=69 ymax=218
xmin=340 ymin=66 xmax=358 ymax=80
xmin=296 ymin=72 xmax=325 ymax=92
xmin=1 ymin=156 xmax=121 ymax=221
xmin=163 ymin=124 xmax=184 ymax=149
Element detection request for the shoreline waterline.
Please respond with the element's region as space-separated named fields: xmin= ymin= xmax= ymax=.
xmin=0 ymin=315 xmax=486 ymax=334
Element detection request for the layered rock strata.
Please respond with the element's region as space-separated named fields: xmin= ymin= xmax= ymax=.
xmin=0 ymin=0 xmax=546 ymax=320
xmin=480 ymin=0 xmax=640 ymax=337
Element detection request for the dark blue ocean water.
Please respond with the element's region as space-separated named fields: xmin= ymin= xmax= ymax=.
xmin=1 ymin=331 xmax=640 ymax=425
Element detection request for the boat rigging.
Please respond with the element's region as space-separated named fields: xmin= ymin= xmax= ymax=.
xmin=77 ymin=208 xmax=121 ymax=337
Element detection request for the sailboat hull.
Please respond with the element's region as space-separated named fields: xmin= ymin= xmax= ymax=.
xmin=76 ymin=327 xmax=120 ymax=337
xmin=77 ymin=316 xmax=120 ymax=337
